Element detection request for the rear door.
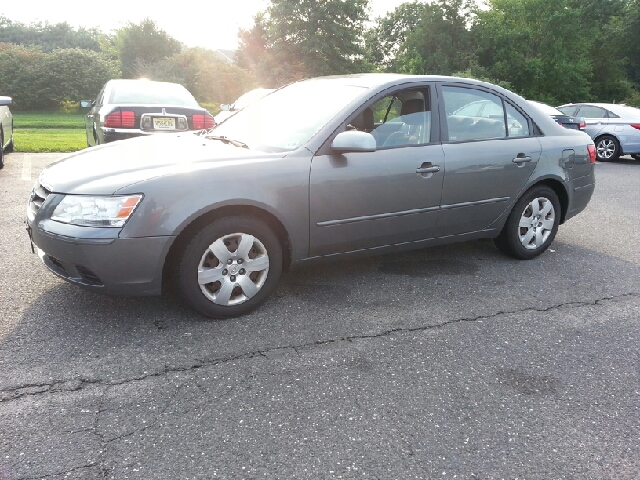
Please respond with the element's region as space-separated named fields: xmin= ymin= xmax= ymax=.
xmin=437 ymin=84 xmax=541 ymax=236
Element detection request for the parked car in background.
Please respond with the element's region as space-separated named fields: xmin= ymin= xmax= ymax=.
xmin=81 ymin=79 xmax=215 ymax=146
xmin=557 ymin=103 xmax=640 ymax=161
xmin=28 ymin=74 xmax=595 ymax=319
xmin=528 ymin=100 xmax=586 ymax=131
xmin=214 ymin=88 xmax=274 ymax=124
xmin=0 ymin=95 xmax=14 ymax=169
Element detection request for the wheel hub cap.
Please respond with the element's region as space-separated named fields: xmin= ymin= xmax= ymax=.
xmin=197 ymin=232 xmax=270 ymax=306
xmin=518 ymin=197 xmax=555 ymax=250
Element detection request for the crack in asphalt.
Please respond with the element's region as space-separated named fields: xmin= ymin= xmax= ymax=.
xmin=16 ymin=463 xmax=100 ymax=480
xmin=2 ymin=292 xmax=638 ymax=404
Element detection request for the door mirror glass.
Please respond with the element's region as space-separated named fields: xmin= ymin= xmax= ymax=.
xmin=80 ymin=100 xmax=92 ymax=108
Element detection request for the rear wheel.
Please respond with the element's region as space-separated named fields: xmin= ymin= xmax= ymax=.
xmin=176 ymin=216 xmax=283 ymax=318
xmin=595 ymin=135 xmax=620 ymax=161
xmin=494 ymin=185 xmax=561 ymax=260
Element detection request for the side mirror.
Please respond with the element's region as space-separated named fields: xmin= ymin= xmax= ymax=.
xmin=0 ymin=96 xmax=12 ymax=106
xmin=80 ymin=100 xmax=93 ymax=108
xmin=331 ymin=131 xmax=376 ymax=153
xmin=220 ymin=104 xmax=231 ymax=111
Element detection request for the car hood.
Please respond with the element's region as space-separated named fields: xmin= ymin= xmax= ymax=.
xmin=40 ymin=134 xmax=283 ymax=195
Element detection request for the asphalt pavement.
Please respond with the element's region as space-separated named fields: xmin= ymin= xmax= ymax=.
xmin=0 ymin=152 xmax=638 ymax=479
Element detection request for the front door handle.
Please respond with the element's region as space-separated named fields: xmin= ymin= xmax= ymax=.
xmin=512 ymin=154 xmax=532 ymax=165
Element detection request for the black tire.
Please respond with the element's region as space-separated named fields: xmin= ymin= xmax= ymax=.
xmin=595 ymin=135 xmax=620 ymax=161
xmin=632 ymin=154 xmax=640 ymax=161
xmin=5 ymin=126 xmax=13 ymax=153
xmin=494 ymin=185 xmax=561 ymax=260
xmin=0 ymin=131 xmax=4 ymax=169
xmin=177 ymin=216 xmax=283 ymax=318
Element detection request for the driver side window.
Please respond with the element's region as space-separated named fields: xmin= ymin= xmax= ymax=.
xmin=349 ymin=88 xmax=431 ymax=148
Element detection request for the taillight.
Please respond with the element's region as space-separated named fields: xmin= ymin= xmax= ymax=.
xmin=630 ymin=124 xmax=640 ymax=130
xmin=579 ymin=121 xmax=586 ymax=130
xmin=587 ymin=144 xmax=596 ymax=163
xmin=193 ymin=114 xmax=215 ymax=129
xmin=104 ymin=110 xmax=135 ymax=128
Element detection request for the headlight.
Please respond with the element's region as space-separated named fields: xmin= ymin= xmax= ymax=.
xmin=51 ymin=194 xmax=143 ymax=227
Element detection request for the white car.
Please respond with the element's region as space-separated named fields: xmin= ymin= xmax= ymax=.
xmin=0 ymin=96 xmax=14 ymax=169
xmin=214 ymin=88 xmax=274 ymax=124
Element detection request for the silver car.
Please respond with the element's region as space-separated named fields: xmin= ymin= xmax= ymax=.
xmin=27 ymin=74 xmax=596 ymax=318
xmin=0 ymin=95 xmax=14 ymax=169
xmin=557 ymin=102 xmax=640 ymax=161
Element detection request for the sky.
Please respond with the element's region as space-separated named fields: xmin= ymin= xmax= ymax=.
xmin=1 ymin=0 xmax=409 ymax=51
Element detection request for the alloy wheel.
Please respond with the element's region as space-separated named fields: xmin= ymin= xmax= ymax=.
xmin=518 ymin=197 xmax=556 ymax=250
xmin=197 ymin=232 xmax=270 ymax=306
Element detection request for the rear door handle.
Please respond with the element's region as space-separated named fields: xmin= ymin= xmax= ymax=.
xmin=416 ymin=165 xmax=440 ymax=174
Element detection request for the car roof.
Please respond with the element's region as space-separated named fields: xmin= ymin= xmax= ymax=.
xmin=107 ymin=79 xmax=185 ymax=88
xmin=296 ymin=73 xmax=501 ymax=90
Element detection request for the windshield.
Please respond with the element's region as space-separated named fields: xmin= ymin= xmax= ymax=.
xmin=211 ymin=80 xmax=367 ymax=152
xmin=233 ymin=89 xmax=274 ymax=110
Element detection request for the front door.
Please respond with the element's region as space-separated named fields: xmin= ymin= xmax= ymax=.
xmin=309 ymin=86 xmax=445 ymax=257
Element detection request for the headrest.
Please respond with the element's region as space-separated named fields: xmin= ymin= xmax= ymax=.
xmin=401 ymin=99 xmax=424 ymax=116
xmin=351 ymin=107 xmax=374 ymax=131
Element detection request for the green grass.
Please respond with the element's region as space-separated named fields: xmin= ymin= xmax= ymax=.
xmin=11 ymin=112 xmax=86 ymax=152
xmin=14 ymin=112 xmax=85 ymax=129
xmin=14 ymin=129 xmax=87 ymax=153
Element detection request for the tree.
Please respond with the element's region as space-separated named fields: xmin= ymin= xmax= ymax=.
xmin=115 ymin=18 xmax=182 ymax=78
xmin=392 ymin=0 xmax=476 ymax=76
xmin=237 ymin=0 xmax=370 ymax=86
xmin=0 ymin=17 xmax=103 ymax=52
xmin=0 ymin=44 xmax=119 ymax=110
xmin=135 ymin=48 xmax=257 ymax=104
xmin=473 ymin=0 xmax=594 ymax=103
xmin=364 ymin=1 xmax=429 ymax=71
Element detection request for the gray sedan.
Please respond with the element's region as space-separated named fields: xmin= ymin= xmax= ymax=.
xmin=26 ymin=75 xmax=596 ymax=318
xmin=557 ymin=102 xmax=640 ymax=161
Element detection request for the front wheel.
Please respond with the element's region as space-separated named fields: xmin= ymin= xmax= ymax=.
xmin=5 ymin=128 xmax=13 ymax=153
xmin=0 ymin=131 xmax=4 ymax=169
xmin=595 ymin=135 xmax=620 ymax=161
xmin=176 ymin=216 xmax=283 ymax=318
xmin=494 ymin=186 xmax=561 ymax=260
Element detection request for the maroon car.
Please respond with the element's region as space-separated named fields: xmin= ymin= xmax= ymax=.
xmin=81 ymin=79 xmax=214 ymax=146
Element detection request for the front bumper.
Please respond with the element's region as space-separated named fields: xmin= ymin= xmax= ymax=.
xmin=29 ymin=222 xmax=175 ymax=296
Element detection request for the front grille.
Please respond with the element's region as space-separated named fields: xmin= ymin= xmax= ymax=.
xmin=28 ymin=181 xmax=51 ymax=219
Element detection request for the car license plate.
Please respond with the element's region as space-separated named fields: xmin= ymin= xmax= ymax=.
xmin=153 ymin=118 xmax=175 ymax=130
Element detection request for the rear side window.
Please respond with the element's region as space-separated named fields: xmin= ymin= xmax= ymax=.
xmin=576 ymin=105 xmax=607 ymax=118
xmin=505 ymin=103 xmax=530 ymax=137
xmin=557 ymin=106 xmax=577 ymax=115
